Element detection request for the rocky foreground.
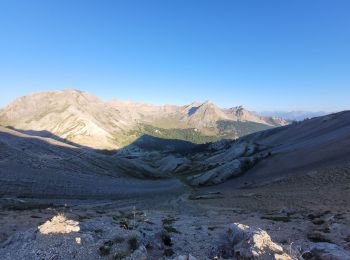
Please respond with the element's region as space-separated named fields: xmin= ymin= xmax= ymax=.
xmin=0 ymin=179 xmax=349 ymax=260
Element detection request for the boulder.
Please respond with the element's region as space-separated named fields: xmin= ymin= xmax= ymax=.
xmin=157 ymin=155 xmax=190 ymax=174
xmin=38 ymin=214 xmax=80 ymax=234
xmin=206 ymin=142 xmax=248 ymax=163
xmin=228 ymin=223 xmax=292 ymax=260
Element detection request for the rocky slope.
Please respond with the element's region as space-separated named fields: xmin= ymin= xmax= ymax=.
xmin=0 ymin=89 xmax=287 ymax=149
xmin=0 ymin=126 xmax=184 ymax=199
xmin=114 ymin=110 xmax=350 ymax=189
xmin=171 ymin=110 xmax=350 ymax=186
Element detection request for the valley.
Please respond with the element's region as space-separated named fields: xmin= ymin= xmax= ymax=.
xmin=0 ymin=90 xmax=349 ymax=259
xmin=1 ymin=1 xmax=349 ymax=258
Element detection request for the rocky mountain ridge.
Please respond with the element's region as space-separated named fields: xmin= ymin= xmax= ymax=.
xmin=0 ymin=89 xmax=288 ymax=149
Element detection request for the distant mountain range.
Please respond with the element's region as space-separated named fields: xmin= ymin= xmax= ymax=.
xmin=0 ymin=89 xmax=288 ymax=149
xmin=257 ymin=111 xmax=329 ymax=121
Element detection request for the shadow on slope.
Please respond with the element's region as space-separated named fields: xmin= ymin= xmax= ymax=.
xmin=5 ymin=126 xmax=114 ymax=154
xmin=6 ymin=126 xmax=84 ymax=148
xmin=0 ymin=127 xmax=184 ymax=199
xmin=118 ymin=134 xmax=210 ymax=155
xmin=4 ymin=126 xmax=211 ymax=155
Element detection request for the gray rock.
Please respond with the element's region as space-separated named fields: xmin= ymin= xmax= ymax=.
xmin=228 ymin=223 xmax=292 ymax=259
xmin=189 ymin=159 xmax=242 ymax=186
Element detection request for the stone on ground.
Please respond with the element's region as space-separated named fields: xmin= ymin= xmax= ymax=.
xmin=38 ymin=214 xmax=80 ymax=234
xmin=228 ymin=223 xmax=292 ymax=260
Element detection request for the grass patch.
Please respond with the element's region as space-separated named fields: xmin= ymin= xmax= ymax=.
xmin=112 ymin=251 xmax=129 ymax=260
xmin=261 ymin=215 xmax=291 ymax=222
xmin=164 ymin=248 xmax=174 ymax=257
xmin=98 ymin=240 xmax=114 ymax=256
xmin=307 ymin=231 xmax=332 ymax=243
xmin=162 ymin=217 xmax=176 ymax=225
xmin=127 ymin=233 xmax=140 ymax=251
xmin=119 ymin=218 xmax=130 ymax=230
xmin=164 ymin=226 xmax=181 ymax=234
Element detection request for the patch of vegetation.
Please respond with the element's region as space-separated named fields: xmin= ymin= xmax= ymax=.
xmin=261 ymin=215 xmax=291 ymax=222
xmin=162 ymin=217 xmax=176 ymax=225
xmin=127 ymin=233 xmax=140 ymax=251
xmin=4 ymin=202 xmax=56 ymax=211
xmin=160 ymin=232 xmax=172 ymax=246
xmin=119 ymin=218 xmax=130 ymax=230
xmin=113 ymin=251 xmax=129 ymax=260
xmin=30 ymin=215 xmax=41 ymax=218
xmin=307 ymin=231 xmax=332 ymax=243
xmin=145 ymin=243 xmax=153 ymax=250
xmin=164 ymin=248 xmax=175 ymax=257
xmin=217 ymin=120 xmax=272 ymax=138
xmin=162 ymin=216 xmax=180 ymax=233
xmin=118 ymin=124 xmax=219 ymax=148
xmin=144 ymin=219 xmax=155 ymax=225
xmin=312 ymin=218 xmax=325 ymax=225
xmin=77 ymin=214 xmax=91 ymax=221
xmin=112 ymin=215 xmax=120 ymax=222
xmin=98 ymin=240 xmax=114 ymax=256
xmin=164 ymin=226 xmax=181 ymax=234
xmin=112 ymin=120 xmax=275 ymax=148
xmin=316 ymin=227 xmax=331 ymax=233
xmin=94 ymin=228 xmax=103 ymax=234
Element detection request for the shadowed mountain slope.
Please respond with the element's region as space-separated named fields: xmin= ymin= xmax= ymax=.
xmin=211 ymin=110 xmax=350 ymax=188
xmin=0 ymin=126 xmax=184 ymax=199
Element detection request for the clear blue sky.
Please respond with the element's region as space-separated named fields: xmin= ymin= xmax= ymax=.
xmin=0 ymin=0 xmax=349 ymax=112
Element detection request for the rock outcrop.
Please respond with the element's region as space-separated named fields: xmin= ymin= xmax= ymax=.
xmin=228 ymin=223 xmax=292 ymax=259
xmin=38 ymin=214 xmax=80 ymax=234
xmin=189 ymin=159 xmax=242 ymax=186
xmin=187 ymin=142 xmax=269 ymax=186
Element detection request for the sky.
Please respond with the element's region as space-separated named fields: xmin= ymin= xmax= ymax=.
xmin=0 ymin=0 xmax=349 ymax=112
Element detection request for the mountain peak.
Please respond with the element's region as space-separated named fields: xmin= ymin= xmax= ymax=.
xmin=61 ymin=88 xmax=83 ymax=93
xmin=201 ymin=100 xmax=214 ymax=107
xmin=0 ymin=89 xmax=289 ymax=149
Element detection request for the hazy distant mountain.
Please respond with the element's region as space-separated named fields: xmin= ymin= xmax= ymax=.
xmin=258 ymin=111 xmax=329 ymax=121
xmin=0 ymin=89 xmax=288 ymax=149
